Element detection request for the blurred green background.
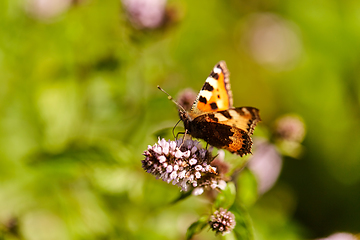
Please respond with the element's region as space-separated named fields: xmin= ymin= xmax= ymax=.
xmin=1 ymin=0 xmax=360 ymax=239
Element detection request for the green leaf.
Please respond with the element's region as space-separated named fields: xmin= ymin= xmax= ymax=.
xmin=236 ymin=169 xmax=258 ymax=207
xmin=214 ymin=181 xmax=236 ymax=209
xmin=223 ymin=231 xmax=237 ymax=240
xmin=230 ymin=203 xmax=254 ymax=240
xmin=186 ymin=215 xmax=209 ymax=240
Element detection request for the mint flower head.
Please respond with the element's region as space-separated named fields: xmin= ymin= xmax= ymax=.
xmin=209 ymin=208 xmax=236 ymax=235
xmin=274 ymin=114 xmax=305 ymax=143
xmin=142 ymin=138 xmax=226 ymax=195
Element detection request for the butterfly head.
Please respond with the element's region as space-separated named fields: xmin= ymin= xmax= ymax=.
xmin=178 ymin=108 xmax=191 ymax=131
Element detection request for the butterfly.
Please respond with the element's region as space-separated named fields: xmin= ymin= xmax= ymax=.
xmin=159 ymin=61 xmax=261 ymax=156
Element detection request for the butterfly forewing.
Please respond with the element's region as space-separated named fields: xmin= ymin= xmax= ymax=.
xmin=191 ymin=61 xmax=233 ymax=115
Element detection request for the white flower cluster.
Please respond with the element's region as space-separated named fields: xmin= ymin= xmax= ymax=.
xmin=142 ymin=138 xmax=226 ymax=195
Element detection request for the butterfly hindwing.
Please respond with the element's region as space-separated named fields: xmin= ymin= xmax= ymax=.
xmin=188 ymin=107 xmax=260 ymax=156
xmin=214 ymin=107 xmax=260 ymax=136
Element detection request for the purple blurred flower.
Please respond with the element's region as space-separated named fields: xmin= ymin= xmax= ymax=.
xmin=248 ymin=138 xmax=282 ymax=194
xmin=142 ymin=138 xmax=226 ymax=195
xmin=24 ymin=0 xmax=72 ymax=20
xmin=209 ymin=208 xmax=236 ymax=235
xmin=317 ymin=232 xmax=359 ymax=240
xmin=275 ymin=114 xmax=306 ymax=143
xmin=122 ymin=0 xmax=167 ymax=29
xmin=241 ymin=13 xmax=302 ymax=71
xmin=177 ymin=88 xmax=197 ymax=112
xmin=273 ymin=114 xmax=306 ymax=157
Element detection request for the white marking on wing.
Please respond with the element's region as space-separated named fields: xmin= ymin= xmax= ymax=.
xmin=205 ymin=77 xmax=218 ymax=88
xmin=241 ymin=107 xmax=250 ymax=115
xmin=214 ymin=113 xmax=229 ymax=122
xmin=229 ymin=110 xmax=249 ymax=131
xmin=199 ymin=90 xmax=212 ymax=100
xmin=213 ymin=67 xmax=222 ymax=74
xmin=216 ymin=100 xmax=226 ymax=109
xmin=229 ymin=110 xmax=238 ymax=119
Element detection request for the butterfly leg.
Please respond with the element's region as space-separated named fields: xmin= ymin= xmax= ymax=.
xmin=175 ymin=131 xmax=185 ymax=140
xmin=178 ymin=129 xmax=189 ymax=149
xmin=172 ymin=119 xmax=182 ymax=139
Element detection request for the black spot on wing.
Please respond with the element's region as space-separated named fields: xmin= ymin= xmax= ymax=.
xmin=210 ymin=102 xmax=218 ymax=110
xmin=208 ymin=113 xmax=218 ymax=122
xmin=235 ymin=107 xmax=261 ymax=120
xmin=210 ymin=72 xmax=219 ymax=80
xmin=199 ymin=96 xmax=207 ymax=104
xmin=247 ymin=120 xmax=254 ymax=132
xmin=202 ymin=82 xmax=214 ymax=91
xmin=236 ymin=108 xmax=246 ymax=116
xmin=217 ymin=95 xmax=220 ymax=99
xmin=220 ymin=110 xmax=232 ymax=119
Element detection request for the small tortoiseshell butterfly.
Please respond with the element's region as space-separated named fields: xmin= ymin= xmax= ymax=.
xmin=159 ymin=61 xmax=261 ymax=156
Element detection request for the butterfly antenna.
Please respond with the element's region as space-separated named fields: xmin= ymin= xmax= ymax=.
xmin=157 ymin=85 xmax=186 ymax=113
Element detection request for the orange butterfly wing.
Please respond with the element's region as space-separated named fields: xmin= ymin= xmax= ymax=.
xmin=190 ymin=61 xmax=233 ymax=115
